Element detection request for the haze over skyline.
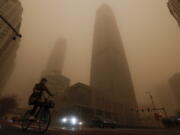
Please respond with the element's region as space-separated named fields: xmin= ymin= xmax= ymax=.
xmin=2 ymin=0 xmax=180 ymax=115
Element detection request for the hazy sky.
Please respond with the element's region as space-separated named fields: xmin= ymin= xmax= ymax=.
xmin=2 ymin=0 xmax=180 ymax=115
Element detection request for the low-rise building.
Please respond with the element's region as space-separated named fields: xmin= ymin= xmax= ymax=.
xmin=44 ymin=71 xmax=70 ymax=110
xmin=65 ymin=82 xmax=92 ymax=107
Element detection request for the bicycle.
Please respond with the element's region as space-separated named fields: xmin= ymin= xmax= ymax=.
xmin=21 ymin=96 xmax=54 ymax=133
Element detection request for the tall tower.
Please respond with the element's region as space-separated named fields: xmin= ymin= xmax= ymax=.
xmin=90 ymin=4 xmax=138 ymax=126
xmin=46 ymin=38 xmax=66 ymax=74
xmin=0 ymin=0 xmax=23 ymax=94
xmin=44 ymin=38 xmax=70 ymax=94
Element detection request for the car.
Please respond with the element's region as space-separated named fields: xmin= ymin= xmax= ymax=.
xmin=59 ymin=115 xmax=83 ymax=129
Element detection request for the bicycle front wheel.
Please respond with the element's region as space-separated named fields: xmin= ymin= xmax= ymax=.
xmin=21 ymin=110 xmax=32 ymax=130
xmin=39 ymin=109 xmax=51 ymax=133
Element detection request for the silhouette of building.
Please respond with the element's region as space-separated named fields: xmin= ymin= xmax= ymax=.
xmin=46 ymin=38 xmax=67 ymax=74
xmin=65 ymin=82 xmax=92 ymax=107
xmin=90 ymin=4 xmax=138 ymax=126
xmin=57 ymin=82 xmax=93 ymax=123
xmin=43 ymin=38 xmax=70 ymax=109
xmin=0 ymin=0 xmax=23 ymax=94
xmin=45 ymin=72 xmax=70 ymax=104
xmin=168 ymin=0 xmax=180 ymax=26
xmin=169 ymin=73 xmax=180 ymax=110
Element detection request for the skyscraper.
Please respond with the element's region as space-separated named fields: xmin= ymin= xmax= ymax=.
xmin=0 ymin=0 xmax=23 ymax=94
xmin=43 ymin=38 xmax=70 ymax=109
xmin=46 ymin=38 xmax=67 ymax=74
xmin=168 ymin=0 xmax=180 ymax=26
xmin=90 ymin=4 xmax=138 ymax=126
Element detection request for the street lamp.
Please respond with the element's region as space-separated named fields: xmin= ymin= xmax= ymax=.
xmin=146 ymin=92 xmax=168 ymax=118
xmin=0 ymin=15 xmax=22 ymax=40
xmin=146 ymin=91 xmax=156 ymax=110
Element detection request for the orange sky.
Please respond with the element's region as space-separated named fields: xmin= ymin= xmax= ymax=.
xmin=2 ymin=0 xmax=180 ymax=115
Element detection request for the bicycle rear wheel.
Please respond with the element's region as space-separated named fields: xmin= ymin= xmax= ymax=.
xmin=39 ymin=109 xmax=51 ymax=133
xmin=21 ymin=110 xmax=32 ymax=130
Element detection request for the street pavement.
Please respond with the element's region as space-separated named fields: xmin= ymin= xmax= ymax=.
xmin=0 ymin=125 xmax=180 ymax=135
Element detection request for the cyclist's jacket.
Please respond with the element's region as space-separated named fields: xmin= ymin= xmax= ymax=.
xmin=29 ymin=83 xmax=52 ymax=105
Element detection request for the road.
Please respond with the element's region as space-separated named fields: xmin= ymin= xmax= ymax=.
xmin=0 ymin=125 xmax=180 ymax=135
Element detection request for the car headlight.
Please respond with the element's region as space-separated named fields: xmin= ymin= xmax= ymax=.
xmin=79 ymin=121 xmax=83 ymax=125
xmin=71 ymin=117 xmax=78 ymax=125
xmin=61 ymin=117 xmax=67 ymax=123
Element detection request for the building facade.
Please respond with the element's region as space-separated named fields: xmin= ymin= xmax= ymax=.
xmin=58 ymin=82 xmax=93 ymax=123
xmin=0 ymin=0 xmax=23 ymax=94
xmin=90 ymin=4 xmax=138 ymax=126
xmin=44 ymin=72 xmax=70 ymax=108
xmin=65 ymin=82 xmax=92 ymax=107
xmin=168 ymin=0 xmax=180 ymax=26
xmin=44 ymin=71 xmax=70 ymax=127
xmin=169 ymin=73 xmax=180 ymax=111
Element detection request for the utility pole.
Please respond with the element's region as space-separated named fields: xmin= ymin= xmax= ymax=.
xmin=146 ymin=92 xmax=160 ymax=127
xmin=146 ymin=92 xmax=168 ymax=117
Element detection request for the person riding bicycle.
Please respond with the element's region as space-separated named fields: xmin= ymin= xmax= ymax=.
xmin=29 ymin=78 xmax=53 ymax=116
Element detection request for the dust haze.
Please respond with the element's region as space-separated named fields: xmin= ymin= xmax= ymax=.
xmin=2 ymin=0 xmax=180 ymax=116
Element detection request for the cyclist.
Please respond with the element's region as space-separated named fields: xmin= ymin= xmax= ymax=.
xmin=28 ymin=78 xmax=53 ymax=117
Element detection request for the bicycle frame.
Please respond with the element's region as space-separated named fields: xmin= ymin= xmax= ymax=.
xmin=34 ymin=104 xmax=48 ymax=119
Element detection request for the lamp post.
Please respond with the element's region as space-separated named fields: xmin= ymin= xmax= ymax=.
xmin=0 ymin=15 xmax=22 ymax=39
xmin=146 ymin=92 xmax=156 ymax=111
